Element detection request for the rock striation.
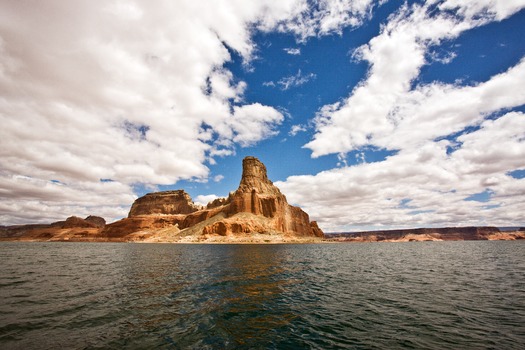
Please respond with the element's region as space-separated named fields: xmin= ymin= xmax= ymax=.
xmin=128 ymin=190 xmax=200 ymax=217
xmin=221 ymin=156 xmax=323 ymax=237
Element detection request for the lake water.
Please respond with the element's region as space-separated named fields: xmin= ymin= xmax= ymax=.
xmin=0 ymin=241 xmax=524 ymax=349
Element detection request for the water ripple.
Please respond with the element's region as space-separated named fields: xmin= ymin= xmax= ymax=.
xmin=0 ymin=241 xmax=524 ymax=349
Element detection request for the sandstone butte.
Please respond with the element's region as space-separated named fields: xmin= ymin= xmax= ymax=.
xmin=0 ymin=156 xmax=325 ymax=243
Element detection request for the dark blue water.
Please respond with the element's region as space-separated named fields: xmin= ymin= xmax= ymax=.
xmin=0 ymin=242 xmax=524 ymax=349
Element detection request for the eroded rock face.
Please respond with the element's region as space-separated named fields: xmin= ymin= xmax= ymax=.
xmin=128 ymin=190 xmax=200 ymax=217
xmin=109 ymin=156 xmax=324 ymax=239
xmin=213 ymin=156 xmax=323 ymax=237
xmin=85 ymin=215 xmax=106 ymax=228
xmin=52 ymin=216 xmax=99 ymax=228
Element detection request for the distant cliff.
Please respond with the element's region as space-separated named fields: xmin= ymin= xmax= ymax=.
xmin=128 ymin=190 xmax=200 ymax=217
xmin=0 ymin=216 xmax=106 ymax=241
xmin=327 ymin=227 xmax=525 ymax=242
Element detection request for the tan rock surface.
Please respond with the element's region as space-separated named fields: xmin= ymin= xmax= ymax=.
xmin=108 ymin=156 xmax=324 ymax=241
xmin=128 ymin=190 xmax=200 ymax=217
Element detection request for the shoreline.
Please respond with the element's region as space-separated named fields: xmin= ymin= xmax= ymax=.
xmin=1 ymin=233 xmax=524 ymax=244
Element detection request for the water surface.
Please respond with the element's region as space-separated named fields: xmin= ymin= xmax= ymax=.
xmin=1 ymin=241 xmax=524 ymax=349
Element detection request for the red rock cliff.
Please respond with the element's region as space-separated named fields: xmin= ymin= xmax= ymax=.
xmin=217 ymin=156 xmax=323 ymax=237
xmin=105 ymin=156 xmax=324 ymax=239
xmin=128 ymin=190 xmax=200 ymax=217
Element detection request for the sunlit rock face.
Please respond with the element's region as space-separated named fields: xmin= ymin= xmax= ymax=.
xmin=221 ymin=156 xmax=324 ymax=238
xmin=113 ymin=156 xmax=324 ymax=239
xmin=128 ymin=190 xmax=200 ymax=217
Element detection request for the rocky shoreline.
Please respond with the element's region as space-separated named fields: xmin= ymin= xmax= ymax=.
xmin=325 ymin=227 xmax=525 ymax=243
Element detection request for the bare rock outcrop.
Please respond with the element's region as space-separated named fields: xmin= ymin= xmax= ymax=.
xmin=0 ymin=215 xmax=106 ymax=241
xmin=85 ymin=215 xmax=106 ymax=228
xmin=52 ymin=216 xmax=100 ymax=228
xmin=209 ymin=156 xmax=323 ymax=237
xmin=102 ymin=156 xmax=324 ymax=240
xmin=328 ymin=226 xmax=508 ymax=242
xmin=128 ymin=190 xmax=200 ymax=217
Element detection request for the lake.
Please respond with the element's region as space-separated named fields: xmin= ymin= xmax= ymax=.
xmin=0 ymin=241 xmax=524 ymax=349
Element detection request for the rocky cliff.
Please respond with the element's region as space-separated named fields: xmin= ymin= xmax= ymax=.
xmin=327 ymin=226 xmax=525 ymax=242
xmin=102 ymin=156 xmax=324 ymax=242
xmin=0 ymin=216 xmax=106 ymax=241
xmin=221 ymin=156 xmax=323 ymax=237
xmin=128 ymin=190 xmax=200 ymax=217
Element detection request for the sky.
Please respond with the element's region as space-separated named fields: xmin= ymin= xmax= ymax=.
xmin=1 ymin=0 xmax=524 ymax=232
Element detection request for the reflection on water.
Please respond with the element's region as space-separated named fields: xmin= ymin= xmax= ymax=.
xmin=112 ymin=244 xmax=304 ymax=349
xmin=1 ymin=242 xmax=525 ymax=349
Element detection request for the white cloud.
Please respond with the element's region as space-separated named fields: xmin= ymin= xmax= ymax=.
xmin=228 ymin=103 xmax=285 ymax=147
xmin=213 ymin=174 xmax=225 ymax=182
xmin=282 ymin=1 xmax=525 ymax=231
xmin=305 ymin=1 xmax=525 ymax=157
xmin=1 ymin=0 xmax=365 ymax=225
xmin=289 ymin=124 xmax=308 ymax=136
xmin=428 ymin=50 xmax=457 ymax=64
xmin=439 ymin=0 xmax=525 ymax=21
xmin=284 ymin=47 xmax=301 ymax=55
xmin=194 ymin=194 xmax=220 ymax=207
xmin=265 ymin=69 xmax=317 ymax=91
xmin=274 ymin=0 xmax=377 ymax=40
xmin=279 ymin=112 xmax=525 ymax=231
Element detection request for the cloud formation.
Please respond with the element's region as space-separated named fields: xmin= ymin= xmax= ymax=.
xmin=1 ymin=0 xmax=523 ymax=232
xmin=279 ymin=1 xmax=525 ymax=231
xmin=264 ymin=69 xmax=317 ymax=90
xmin=0 ymin=0 xmax=373 ymax=225
xmin=284 ymin=47 xmax=301 ymax=55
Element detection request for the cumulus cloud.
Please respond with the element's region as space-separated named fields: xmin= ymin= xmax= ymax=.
xmin=274 ymin=0 xmax=377 ymax=40
xmin=227 ymin=103 xmax=285 ymax=147
xmin=281 ymin=0 xmax=525 ymax=231
xmin=279 ymin=112 xmax=525 ymax=231
xmin=194 ymin=194 xmax=220 ymax=207
xmin=305 ymin=1 xmax=525 ymax=157
xmin=0 ymin=0 xmax=369 ymax=225
xmin=289 ymin=124 xmax=308 ymax=136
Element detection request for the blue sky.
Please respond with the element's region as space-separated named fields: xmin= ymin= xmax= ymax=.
xmin=1 ymin=1 xmax=524 ymax=231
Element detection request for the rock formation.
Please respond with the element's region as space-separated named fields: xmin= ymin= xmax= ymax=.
xmin=0 ymin=216 xmax=106 ymax=241
xmin=52 ymin=216 xmax=105 ymax=229
xmin=85 ymin=215 xmax=106 ymax=228
xmin=102 ymin=156 xmax=324 ymax=241
xmin=128 ymin=190 xmax=200 ymax=217
xmin=326 ymin=226 xmax=524 ymax=242
xmin=213 ymin=156 xmax=322 ymax=237
xmin=4 ymin=156 xmax=522 ymax=243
